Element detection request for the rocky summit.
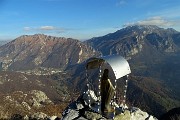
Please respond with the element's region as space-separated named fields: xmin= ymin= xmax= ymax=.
xmin=62 ymin=90 xmax=157 ymax=120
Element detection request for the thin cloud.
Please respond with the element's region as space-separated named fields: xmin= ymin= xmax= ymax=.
xmin=39 ymin=26 xmax=56 ymax=30
xmin=116 ymin=0 xmax=126 ymax=7
xmin=124 ymin=16 xmax=176 ymax=27
xmin=23 ymin=26 xmax=69 ymax=33
xmin=23 ymin=27 xmax=31 ymax=31
xmin=137 ymin=17 xmax=175 ymax=26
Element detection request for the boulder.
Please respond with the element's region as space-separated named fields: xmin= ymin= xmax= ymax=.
xmin=114 ymin=110 xmax=131 ymax=120
xmin=29 ymin=90 xmax=52 ymax=107
xmin=62 ymin=109 xmax=79 ymax=120
xmin=48 ymin=116 xmax=58 ymax=120
xmin=84 ymin=111 xmax=105 ymax=120
xmin=30 ymin=90 xmax=52 ymax=104
xmin=30 ymin=112 xmax=47 ymax=119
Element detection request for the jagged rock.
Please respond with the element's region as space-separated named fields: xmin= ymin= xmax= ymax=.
xmin=23 ymin=115 xmax=29 ymax=120
xmin=82 ymin=90 xmax=97 ymax=106
xmin=62 ymin=101 xmax=85 ymax=116
xmin=62 ymin=109 xmax=79 ymax=120
xmin=61 ymin=96 xmax=87 ymax=119
xmin=114 ymin=108 xmax=158 ymax=120
xmin=23 ymin=115 xmax=60 ymax=120
xmin=22 ymin=102 xmax=31 ymax=110
xmin=84 ymin=111 xmax=105 ymax=120
xmin=114 ymin=110 xmax=131 ymax=120
xmin=30 ymin=112 xmax=47 ymax=119
xmin=62 ymin=90 xmax=158 ymax=120
xmin=30 ymin=90 xmax=52 ymax=107
xmin=29 ymin=97 xmax=41 ymax=107
xmin=30 ymin=90 xmax=52 ymax=103
xmin=131 ymin=108 xmax=149 ymax=119
xmin=76 ymin=102 xmax=84 ymax=110
xmin=148 ymin=116 xmax=157 ymax=120
xmin=48 ymin=116 xmax=58 ymax=120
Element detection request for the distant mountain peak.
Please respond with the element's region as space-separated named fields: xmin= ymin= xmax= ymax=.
xmin=123 ymin=25 xmax=178 ymax=35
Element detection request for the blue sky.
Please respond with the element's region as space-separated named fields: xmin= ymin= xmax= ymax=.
xmin=0 ymin=0 xmax=180 ymax=41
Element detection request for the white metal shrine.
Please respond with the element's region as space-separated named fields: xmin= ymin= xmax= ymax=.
xmin=85 ymin=54 xmax=131 ymax=119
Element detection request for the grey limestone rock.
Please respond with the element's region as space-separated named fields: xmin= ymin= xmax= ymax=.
xmin=62 ymin=109 xmax=79 ymax=120
xmin=84 ymin=111 xmax=105 ymax=120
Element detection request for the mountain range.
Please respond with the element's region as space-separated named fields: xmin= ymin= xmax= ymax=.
xmin=85 ymin=25 xmax=179 ymax=57
xmin=0 ymin=25 xmax=179 ymax=119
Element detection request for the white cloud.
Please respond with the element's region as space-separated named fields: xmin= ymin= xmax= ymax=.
xmin=39 ymin=26 xmax=56 ymax=30
xmin=137 ymin=17 xmax=175 ymax=26
xmin=23 ymin=25 xmax=70 ymax=34
xmin=124 ymin=16 xmax=176 ymax=27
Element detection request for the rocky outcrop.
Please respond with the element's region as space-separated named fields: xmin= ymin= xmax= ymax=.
xmin=1 ymin=90 xmax=52 ymax=109
xmin=0 ymin=71 xmax=71 ymax=119
xmin=29 ymin=90 xmax=53 ymax=107
xmin=10 ymin=113 xmax=60 ymax=120
xmin=62 ymin=90 xmax=157 ymax=120
xmin=0 ymin=90 xmax=61 ymax=119
xmin=30 ymin=112 xmax=48 ymax=119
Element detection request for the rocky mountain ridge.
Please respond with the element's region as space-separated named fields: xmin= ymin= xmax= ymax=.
xmin=85 ymin=25 xmax=179 ymax=59
xmin=0 ymin=34 xmax=99 ymax=71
